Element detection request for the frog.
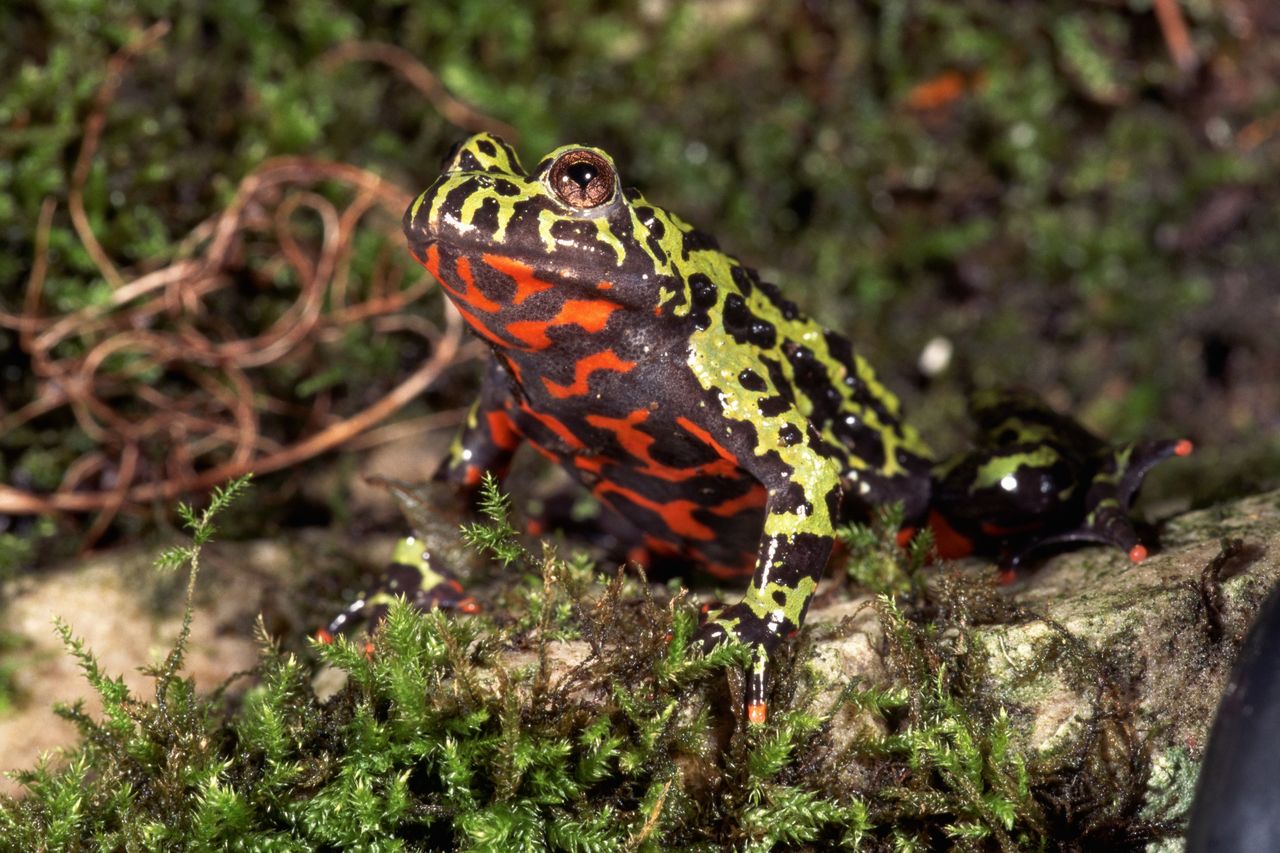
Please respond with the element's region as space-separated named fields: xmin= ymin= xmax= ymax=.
xmin=322 ymin=132 xmax=1190 ymax=724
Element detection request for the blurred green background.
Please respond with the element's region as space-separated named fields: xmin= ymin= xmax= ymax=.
xmin=2 ymin=0 xmax=1278 ymax=561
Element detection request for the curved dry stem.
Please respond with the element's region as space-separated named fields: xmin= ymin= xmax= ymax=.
xmin=318 ymin=40 xmax=519 ymax=141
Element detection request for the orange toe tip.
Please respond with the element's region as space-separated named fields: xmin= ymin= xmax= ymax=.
xmin=1175 ymin=439 xmax=1194 ymax=457
xmin=363 ymin=641 xmax=376 ymax=658
xmin=1128 ymin=544 xmax=1148 ymax=563
xmin=459 ymin=598 xmax=481 ymax=614
xmin=747 ymin=703 xmax=768 ymax=725
xmin=315 ymin=629 xmax=333 ymax=645
xmin=997 ymin=568 xmax=1016 ymax=586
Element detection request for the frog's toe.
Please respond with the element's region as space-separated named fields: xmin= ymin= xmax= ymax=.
xmin=410 ymin=574 xmax=481 ymax=614
xmin=694 ymin=607 xmax=783 ymax=725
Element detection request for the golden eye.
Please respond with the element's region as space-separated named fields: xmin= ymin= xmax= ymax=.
xmin=549 ymin=149 xmax=615 ymax=209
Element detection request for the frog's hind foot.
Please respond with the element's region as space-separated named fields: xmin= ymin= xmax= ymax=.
xmin=316 ymin=535 xmax=480 ymax=643
xmin=1007 ymin=437 xmax=1193 ymax=568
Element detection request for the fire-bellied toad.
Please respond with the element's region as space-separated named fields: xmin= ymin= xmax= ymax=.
xmin=324 ymin=134 xmax=1190 ymax=723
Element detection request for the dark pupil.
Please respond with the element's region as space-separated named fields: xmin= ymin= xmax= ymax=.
xmin=565 ymin=161 xmax=598 ymax=190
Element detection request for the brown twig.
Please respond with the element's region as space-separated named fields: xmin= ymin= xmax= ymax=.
xmin=69 ymin=20 xmax=172 ymax=290
xmin=1 ymin=158 xmax=474 ymax=528
xmin=318 ymin=40 xmax=519 ymax=142
xmin=1153 ymin=0 xmax=1198 ymax=74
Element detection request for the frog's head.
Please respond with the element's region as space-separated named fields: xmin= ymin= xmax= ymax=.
xmin=404 ymin=133 xmax=702 ymax=354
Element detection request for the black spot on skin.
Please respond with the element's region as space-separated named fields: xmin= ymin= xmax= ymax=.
xmin=786 ymin=343 xmax=843 ymax=424
xmin=623 ymin=187 xmax=644 ymax=202
xmin=688 ymin=273 xmax=717 ymax=329
xmin=758 ymin=280 xmax=800 ymax=321
xmin=772 ymin=589 xmax=788 ymax=606
xmin=492 ymin=178 xmax=521 ymax=196
xmin=385 ymin=563 xmax=426 ymax=592
xmin=681 ymin=227 xmax=720 ymax=256
xmin=690 ymin=274 xmax=717 ymax=307
xmin=647 ymin=238 xmax=669 ymax=266
xmin=469 ymin=196 xmax=502 ymax=237
xmin=823 ymin=330 xmax=855 ymax=369
xmin=832 ymin=417 xmax=886 ymax=468
xmin=749 ymin=319 xmax=777 ymax=349
xmin=634 ymin=205 xmax=665 ymax=238
xmin=779 ymin=424 xmax=803 ymax=446
xmin=476 ymin=138 xmax=498 ymax=157
xmin=759 ymin=395 xmax=791 ymax=417
xmin=738 ymin=369 xmax=767 ymax=392
xmin=723 ymin=294 xmax=755 ymax=345
xmin=804 ymin=424 xmax=843 ymax=459
xmin=456 ymin=151 xmax=484 ymax=172
xmin=825 ymin=486 xmax=843 ymax=527
xmin=731 ymin=265 xmax=756 ymax=298
xmin=548 ymin=218 xmax=599 ymax=248
xmin=772 ymin=482 xmax=808 ymax=514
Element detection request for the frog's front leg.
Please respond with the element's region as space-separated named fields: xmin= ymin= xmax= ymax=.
xmin=695 ymin=427 xmax=843 ymax=725
xmin=320 ymin=358 xmax=523 ymax=640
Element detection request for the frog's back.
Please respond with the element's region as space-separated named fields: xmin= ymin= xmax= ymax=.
xmin=665 ymin=233 xmax=935 ymax=520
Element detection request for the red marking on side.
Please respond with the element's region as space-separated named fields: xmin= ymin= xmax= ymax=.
xmin=543 ymin=350 xmax=636 ymax=398
xmin=927 ymin=510 xmax=974 ymax=559
xmin=706 ymin=484 xmax=766 ymax=518
xmin=998 ymin=568 xmax=1017 ymax=586
xmin=528 ymin=443 xmax=562 ymax=464
xmin=462 ymin=464 xmax=482 ymax=487
xmin=481 ymin=254 xmax=554 ymax=304
xmin=701 ymin=558 xmax=755 ymax=580
xmin=597 ymin=280 xmax=614 ymax=290
xmin=421 ymin=244 xmax=441 ymax=278
xmin=519 ymin=403 xmax=586 ymax=450
xmin=642 ymin=534 xmax=681 ymax=557
xmin=585 ymin=409 xmax=742 ymax=482
xmin=675 ymin=417 xmax=740 ymax=464
xmin=506 ymin=298 xmax=622 ymax=349
xmin=596 ymin=482 xmax=715 ymax=541
xmin=747 ymin=703 xmax=768 ymax=725
xmin=485 ymin=409 xmax=521 ymax=450
xmin=454 ymin=256 xmax=502 ymax=312
xmin=1175 ymin=439 xmax=1194 ymax=457
xmin=455 ymin=302 xmax=516 ymax=349
xmin=896 ymin=526 xmax=918 ymax=549
xmin=1129 ymin=544 xmax=1148 ymax=563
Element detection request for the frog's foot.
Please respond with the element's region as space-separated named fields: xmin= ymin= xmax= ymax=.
xmin=1008 ymin=437 xmax=1193 ymax=568
xmin=316 ymin=536 xmax=480 ymax=642
xmin=694 ymin=603 xmax=790 ymax=725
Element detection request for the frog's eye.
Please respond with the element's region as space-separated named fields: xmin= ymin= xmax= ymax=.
xmin=548 ymin=149 xmax=616 ymax=209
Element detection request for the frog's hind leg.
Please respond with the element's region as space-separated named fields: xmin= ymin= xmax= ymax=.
xmin=928 ymin=390 xmax=1192 ymax=569
xmin=1010 ymin=437 xmax=1193 ymax=567
xmin=316 ymin=535 xmax=479 ymax=642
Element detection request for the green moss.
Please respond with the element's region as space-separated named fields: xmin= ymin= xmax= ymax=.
xmin=1 ymin=477 xmax=1194 ymax=849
